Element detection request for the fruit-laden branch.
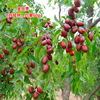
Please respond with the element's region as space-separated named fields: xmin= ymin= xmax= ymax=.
xmin=87 ymin=84 xmax=100 ymax=100
xmin=88 ymin=17 xmax=100 ymax=29
xmin=58 ymin=0 xmax=61 ymax=22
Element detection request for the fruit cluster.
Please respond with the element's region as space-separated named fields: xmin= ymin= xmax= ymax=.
xmin=60 ymin=0 xmax=93 ymax=60
xmin=44 ymin=21 xmax=53 ymax=28
xmin=0 ymin=49 xmax=9 ymax=60
xmin=59 ymin=0 xmax=93 ymax=73
xmin=12 ymin=37 xmax=24 ymax=54
xmin=26 ymin=62 xmax=35 ymax=74
xmin=28 ymin=86 xmax=43 ymax=99
xmin=40 ymin=32 xmax=53 ymax=73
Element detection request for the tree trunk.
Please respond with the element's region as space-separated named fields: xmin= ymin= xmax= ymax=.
xmin=97 ymin=96 xmax=100 ymax=100
xmin=87 ymin=5 xmax=93 ymax=28
xmin=62 ymin=78 xmax=71 ymax=100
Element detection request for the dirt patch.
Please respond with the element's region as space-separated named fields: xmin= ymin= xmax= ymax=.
xmin=56 ymin=90 xmax=82 ymax=100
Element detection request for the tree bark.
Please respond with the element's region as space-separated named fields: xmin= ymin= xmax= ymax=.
xmin=62 ymin=78 xmax=71 ymax=100
xmin=87 ymin=5 xmax=93 ymax=28
xmin=97 ymin=96 xmax=100 ymax=100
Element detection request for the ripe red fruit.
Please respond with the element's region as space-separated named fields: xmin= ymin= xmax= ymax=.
xmin=13 ymin=37 xmax=17 ymax=42
xmin=49 ymin=24 xmax=53 ymax=28
xmin=47 ymin=45 xmax=52 ymax=50
xmin=79 ymin=36 xmax=85 ymax=43
xmin=55 ymin=60 xmax=59 ymax=65
xmin=1 ymin=70 xmax=5 ymax=76
xmin=4 ymin=67 xmax=8 ymax=71
xmin=68 ymin=41 xmax=73 ymax=48
xmin=68 ymin=8 xmax=74 ymax=17
xmin=30 ymin=62 xmax=35 ymax=68
xmin=5 ymin=4 xmax=7 ymax=7
xmin=41 ymin=40 xmax=47 ymax=46
xmin=47 ymin=48 xmax=53 ymax=54
xmin=33 ymin=92 xmax=38 ymax=99
xmin=71 ymin=58 xmax=76 ymax=63
xmin=47 ymin=39 xmax=52 ymax=46
xmin=72 ymin=26 xmax=78 ymax=34
xmin=65 ymin=18 xmax=72 ymax=25
xmin=43 ymin=64 xmax=50 ymax=73
xmin=48 ymin=79 xmax=50 ymax=82
xmin=44 ymin=23 xmax=48 ymax=28
xmin=0 ymin=20 xmax=2 ymax=23
xmin=70 ymin=50 xmax=75 ymax=56
xmin=88 ymin=33 xmax=93 ymax=41
xmin=17 ymin=41 xmax=22 ymax=47
xmin=42 ymin=56 xmax=48 ymax=64
xmin=0 ymin=93 xmax=2 ymax=98
xmin=82 ymin=45 xmax=88 ymax=52
xmin=37 ymin=87 xmax=44 ymax=94
xmin=73 ymin=6 xmax=79 ymax=13
xmin=28 ymin=86 xmax=34 ymax=93
xmin=74 ymin=0 xmax=81 ymax=7
xmin=63 ymin=23 xmax=71 ymax=32
xmin=47 ymin=54 xmax=52 ymax=61
xmin=26 ymin=68 xmax=31 ymax=75
xmin=72 ymin=13 xmax=76 ymax=19
xmin=46 ymin=35 xmax=52 ymax=40
xmin=47 ymin=21 xmax=51 ymax=24
xmin=12 ymin=44 xmax=17 ymax=49
xmin=84 ymin=27 xmax=88 ymax=32
xmin=9 ymin=63 xmax=12 ymax=67
xmin=3 ymin=49 xmax=9 ymax=55
xmin=18 ymin=48 xmax=22 ymax=54
xmin=6 ymin=18 xmax=12 ymax=24
xmin=66 ymin=47 xmax=71 ymax=53
xmin=78 ymin=27 xmax=85 ymax=34
xmin=35 ymin=86 xmax=38 ymax=89
xmin=76 ymin=43 xmax=82 ymax=51
xmin=76 ymin=22 xmax=84 ymax=26
xmin=74 ymin=35 xmax=80 ymax=44
xmin=60 ymin=41 xmax=66 ymax=49
xmin=0 ymin=54 xmax=4 ymax=59
xmin=75 ymin=70 xmax=78 ymax=73
xmin=8 ymin=78 xmax=12 ymax=84
xmin=20 ymin=38 xmax=24 ymax=43
xmin=26 ymin=62 xmax=30 ymax=68
xmin=61 ymin=29 xmax=67 ymax=37
xmin=10 ymin=68 xmax=14 ymax=74
xmin=73 ymin=64 xmax=76 ymax=67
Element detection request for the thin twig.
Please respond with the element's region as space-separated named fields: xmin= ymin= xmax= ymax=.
xmin=87 ymin=84 xmax=100 ymax=100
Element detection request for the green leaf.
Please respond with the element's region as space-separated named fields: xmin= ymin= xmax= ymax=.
xmin=54 ymin=15 xmax=60 ymax=23
xmin=59 ymin=0 xmax=66 ymax=6
xmin=17 ymin=46 xmax=30 ymax=58
xmin=24 ymin=76 xmax=31 ymax=84
xmin=83 ymin=0 xmax=93 ymax=7
xmin=92 ymin=41 xmax=96 ymax=56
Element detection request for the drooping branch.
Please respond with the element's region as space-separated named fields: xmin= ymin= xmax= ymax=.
xmin=58 ymin=0 xmax=61 ymax=22
xmin=87 ymin=84 xmax=100 ymax=100
xmin=88 ymin=17 xmax=100 ymax=29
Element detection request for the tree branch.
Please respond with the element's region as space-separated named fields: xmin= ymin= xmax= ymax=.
xmin=87 ymin=84 xmax=100 ymax=100
xmin=88 ymin=5 xmax=93 ymax=28
xmin=88 ymin=17 xmax=100 ymax=29
xmin=58 ymin=0 xmax=61 ymax=22
xmin=4 ymin=33 xmax=11 ymax=39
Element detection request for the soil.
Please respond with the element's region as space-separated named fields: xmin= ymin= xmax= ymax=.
xmin=56 ymin=89 xmax=82 ymax=100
